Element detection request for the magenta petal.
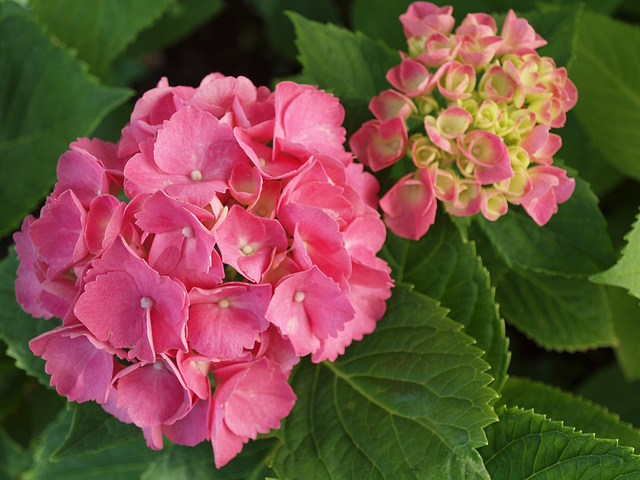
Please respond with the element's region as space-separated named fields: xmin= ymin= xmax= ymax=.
xmin=115 ymin=358 xmax=191 ymax=428
xmin=188 ymin=283 xmax=271 ymax=359
xmin=30 ymin=325 xmax=116 ymax=404
xmin=266 ymin=266 xmax=355 ymax=357
xmin=215 ymin=205 xmax=287 ymax=282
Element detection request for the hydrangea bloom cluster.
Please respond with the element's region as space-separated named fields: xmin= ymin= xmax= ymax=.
xmin=14 ymin=74 xmax=393 ymax=467
xmin=350 ymin=2 xmax=578 ymax=240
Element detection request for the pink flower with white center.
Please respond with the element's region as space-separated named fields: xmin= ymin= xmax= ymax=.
xmin=211 ymin=358 xmax=296 ymax=468
xmin=135 ymin=191 xmax=223 ymax=289
xmin=400 ymin=2 xmax=455 ymax=39
xmin=29 ymin=325 xmax=119 ymax=404
xmin=518 ymin=165 xmax=575 ymax=226
xmin=349 ymin=117 xmax=408 ymax=172
xmin=188 ymin=283 xmax=271 ymax=359
xmin=74 ymin=236 xmax=188 ymax=363
xmin=458 ymin=130 xmax=513 ymax=184
xmin=215 ymin=204 xmax=288 ymax=283
xmin=124 ymin=106 xmax=251 ymax=207
xmin=266 ymin=266 xmax=355 ymax=357
xmin=496 ymin=9 xmax=547 ymax=56
xmin=386 ymin=57 xmax=435 ymax=97
xmin=379 ymin=168 xmax=438 ymax=241
xmin=311 ymin=258 xmax=392 ymax=363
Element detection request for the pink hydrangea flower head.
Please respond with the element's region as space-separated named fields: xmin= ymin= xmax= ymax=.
xmin=17 ymin=71 xmax=393 ymax=469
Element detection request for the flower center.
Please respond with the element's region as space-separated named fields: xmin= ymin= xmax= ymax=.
xmin=140 ymin=296 xmax=154 ymax=309
xmin=190 ymin=169 xmax=203 ymax=182
xmin=218 ymin=298 xmax=231 ymax=309
xmin=293 ymin=291 xmax=305 ymax=303
xmin=241 ymin=244 xmax=254 ymax=255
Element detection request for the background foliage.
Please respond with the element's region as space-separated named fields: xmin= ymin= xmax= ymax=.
xmin=2 ymin=0 xmax=640 ymax=478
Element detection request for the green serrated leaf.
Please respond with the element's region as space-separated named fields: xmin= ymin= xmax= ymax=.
xmin=0 ymin=250 xmax=56 ymax=385
xmin=23 ymin=409 xmax=157 ymax=480
xmin=270 ymin=285 xmax=497 ymax=480
xmin=496 ymin=376 xmax=640 ymax=451
xmin=473 ymin=177 xmax=615 ymax=277
xmin=29 ymin=0 xmax=175 ymax=75
xmin=51 ymin=401 xmax=143 ymax=462
xmin=495 ymin=267 xmax=615 ymax=351
xmin=0 ymin=12 xmax=132 ymax=236
xmin=570 ymin=11 xmax=640 ymax=182
xmin=381 ymin=214 xmax=509 ymax=392
xmin=592 ymin=210 xmax=640 ymax=299
xmin=140 ymin=438 xmax=277 ymax=480
xmin=289 ymin=12 xmax=399 ymax=133
xmin=479 ymin=406 xmax=640 ymax=479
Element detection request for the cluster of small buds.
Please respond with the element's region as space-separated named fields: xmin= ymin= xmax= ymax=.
xmin=14 ymin=74 xmax=392 ymax=467
xmin=350 ymin=2 xmax=578 ymax=240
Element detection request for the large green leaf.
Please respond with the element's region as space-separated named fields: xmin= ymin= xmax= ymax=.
xmin=289 ymin=12 xmax=400 ymax=133
xmin=495 ymin=267 xmax=615 ymax=351
xmin=23 ymin=409 xmax=158 ymax=480
xmin=479 ymin=406 xmax=640 ymax=479
xmin=496 ymin=376 xmax=640 ymax=451
xmin=270 ymin=285 xmax=497 ymax=480
xmin=0 ymin=11 xmax=131 ymax=236
xmin=569 ymin=11 xmax=640 ymax=181
xmin=0 ymin=250 xmax=56 ymax=385
xmin=382 ymin=214 xmax=509 ymax=392
xmin=29 ymin=0 xmax=175 ymax=75
xmin=51 ymin=402 xmax=143 ymax=462
xmin=473 ymin=177 xmax=615 ymax=277
xmin=592 ymin=210 xmax=640 ymax=299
